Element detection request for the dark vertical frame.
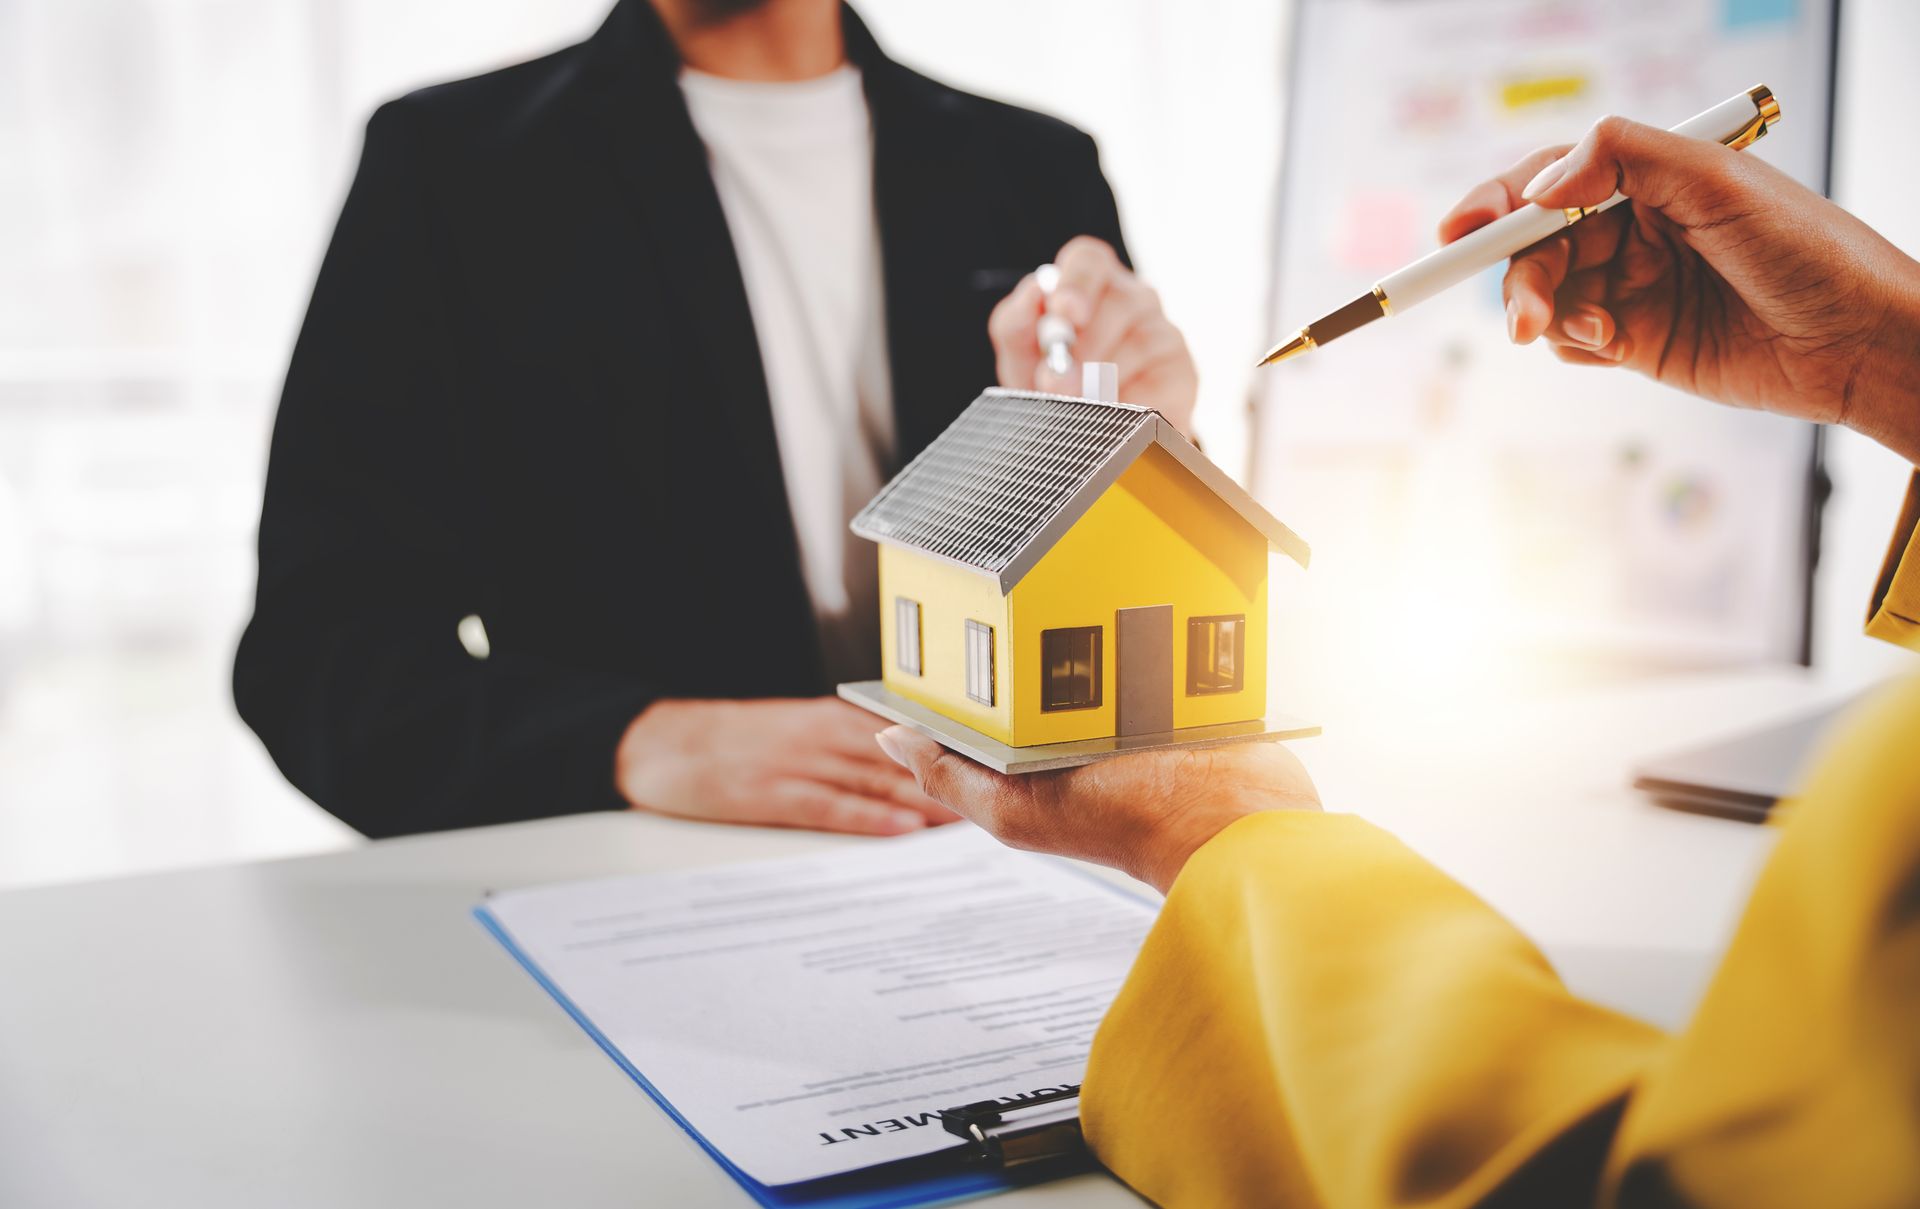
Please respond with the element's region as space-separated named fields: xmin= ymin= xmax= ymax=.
xmin=1796 ymin=0 xmax=1845 ymax=665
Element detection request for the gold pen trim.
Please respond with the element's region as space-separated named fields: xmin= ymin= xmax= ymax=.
xmin=1371 ymin=283 xmax=1394 ymax=317
xmin=1720 ymin=113 xmax=1770 ymax=151
xmin=1256 ymin=329 xmax=1315 ymax=367
xmin=1721 ymin=85 xmax=1781 ymax=152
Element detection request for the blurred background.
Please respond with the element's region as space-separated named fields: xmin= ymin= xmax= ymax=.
xmin=3 ymin=0 xmax=1915 ymax=889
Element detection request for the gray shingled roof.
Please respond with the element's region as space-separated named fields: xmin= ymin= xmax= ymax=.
xmin=851 ymin=389 xmax=1310 ymax=593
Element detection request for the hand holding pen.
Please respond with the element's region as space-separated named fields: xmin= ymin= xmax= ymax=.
xmin=1263 ymin=87 xmax=1781 ymax=364
xmin=1441 ymin=112 xmax=1920 ymax=464
xmin=986 ymin=236 xmax=1199 ymax=435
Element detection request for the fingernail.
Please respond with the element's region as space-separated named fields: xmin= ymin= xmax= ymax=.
xmin=890 ymin=809 xmax=926 ymax=832
xmin=1505 ymin=297 xmax=1521 ymax=343
xmin=1521 ymin=156 xmax=1569 ymax=201
xmin=874 ymin=726 xmax=908 ymax=767
xmin=1602 ymin=336 xmax=1631 ymax=362
xmin=1563 ymin=308 xmax=1604 ymax=347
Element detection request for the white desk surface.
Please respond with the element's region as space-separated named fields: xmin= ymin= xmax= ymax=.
xmin=0 ymin=666 xmax=1891 ymax=1208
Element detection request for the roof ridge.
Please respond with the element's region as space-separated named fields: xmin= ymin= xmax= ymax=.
xmin=852 ymin=390 xmax=1308 ymax=593
xmin=977 ymin=386 xmax=1157 ymax=415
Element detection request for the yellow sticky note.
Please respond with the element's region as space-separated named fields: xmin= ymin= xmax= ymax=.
xmin=1500 ymin=74 xmax=1588 ymax=110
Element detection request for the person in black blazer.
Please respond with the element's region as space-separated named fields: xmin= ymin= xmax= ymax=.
xmin=234 ymin=0 xmax=1199 ymax=839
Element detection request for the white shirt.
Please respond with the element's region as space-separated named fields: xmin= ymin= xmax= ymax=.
xmin=680 ymin=65 xmax=894 ymax=684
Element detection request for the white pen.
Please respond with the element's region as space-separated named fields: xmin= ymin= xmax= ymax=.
xmin=1034 ymin=262 xmax=1076 ymax=376
xmin=1258 ymin=84 xmax=1782 ymax=367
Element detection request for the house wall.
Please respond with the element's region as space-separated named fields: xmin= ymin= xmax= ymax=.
xmin=1008 ymin=445 xmax=1269 ymax=746
xmin=877 ymin=545 xmax=1014 ymax=743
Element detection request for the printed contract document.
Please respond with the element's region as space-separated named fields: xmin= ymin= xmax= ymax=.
xmin=479 ymin=826 xmax=1154 ymax=1188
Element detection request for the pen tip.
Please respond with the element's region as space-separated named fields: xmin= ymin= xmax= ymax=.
xmin=1257 ymin=331 xmax=1313 ymax=367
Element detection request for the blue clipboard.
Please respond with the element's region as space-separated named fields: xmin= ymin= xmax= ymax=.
xmin=475 ymin=905 xmax=1088 ymax=1209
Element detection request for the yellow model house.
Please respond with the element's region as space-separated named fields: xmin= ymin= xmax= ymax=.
xmin=843 ymin=389 xmax=1311 ymax=766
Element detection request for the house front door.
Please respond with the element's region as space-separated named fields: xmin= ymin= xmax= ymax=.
xmin=1115 ymin=605 xmax=1173 ymax=736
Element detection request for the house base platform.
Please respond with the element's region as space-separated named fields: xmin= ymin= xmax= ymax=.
xmin=837 ymin=680 xmax=1321 ymax=775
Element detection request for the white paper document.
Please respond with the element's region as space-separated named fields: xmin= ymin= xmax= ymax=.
xmin=482 ymin=825 xmax=1155 ymax=1187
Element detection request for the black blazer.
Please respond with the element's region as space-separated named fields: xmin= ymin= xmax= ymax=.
xmin=234 ymin=1 xmax=1130 ymax=838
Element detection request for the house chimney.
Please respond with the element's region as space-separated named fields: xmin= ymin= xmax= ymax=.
xmin=1082 ymin=361 xmax=1118 ymax=403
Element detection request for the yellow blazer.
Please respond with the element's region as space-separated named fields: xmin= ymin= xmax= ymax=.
xmin=1083 ymin=473 xmax=1920 ymax=1208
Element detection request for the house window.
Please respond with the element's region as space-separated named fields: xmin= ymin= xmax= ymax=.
xmin=964 ymin=620 xmax=995 ymax=706
xmin=1041 ymin=626 xmax=1102 ymax=711
xmin=895 ymin=597 xmax=922 ymax=676
xmin=1187 ymin=615 xmax=1246 ymax=695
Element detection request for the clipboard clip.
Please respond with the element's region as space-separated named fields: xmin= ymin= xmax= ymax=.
xmin=939 ymin=1085 xmax=1084 ymax=1169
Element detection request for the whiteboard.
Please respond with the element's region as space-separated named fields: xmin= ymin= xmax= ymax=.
xmin=1252 ymin=0 xmax=1837 ymax=667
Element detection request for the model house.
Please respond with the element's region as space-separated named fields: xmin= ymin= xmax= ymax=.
xmin=847 ymin=388 xmax=1310 ymax=753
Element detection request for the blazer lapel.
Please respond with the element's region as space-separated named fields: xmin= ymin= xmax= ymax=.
xmin=851 ymin=11 xmax=1002 ymax=464
xmin=570 ymin=0 xmax=823 ymax=687
xmin=577 ymin=1 xmax=997 ymax=487
xmin=579 ymin=1 xmax=797 ymax=535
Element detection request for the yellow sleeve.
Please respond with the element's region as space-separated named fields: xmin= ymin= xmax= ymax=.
xmin=1864 ymin=470 xmax=1920 ymax=651
xmin=1603 ymin=674 xmax=1920 ymax=1207
xmin=1081 ymin=811 xmax=1661 ymax=1207
xmin=1082 ymin=676 xmax=1920 ymax=1209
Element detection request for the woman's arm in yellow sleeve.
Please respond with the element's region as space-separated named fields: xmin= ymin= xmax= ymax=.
xmin=1082 ymin=677 xmax=1920 ymax=1209
xmin=1081 ymin=810 xmax=1662 ymax=1208
xmin=1865 ymin=471 xmax=1920 ymax=651
xmin=1602 ymin=675 xmax=1920 ymax=1207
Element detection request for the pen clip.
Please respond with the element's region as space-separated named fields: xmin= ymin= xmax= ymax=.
xmin=1719 ymin=112 xmax=1770 ymax=153
xmin=1723 ymin=84 xmax=1780 ymax=152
